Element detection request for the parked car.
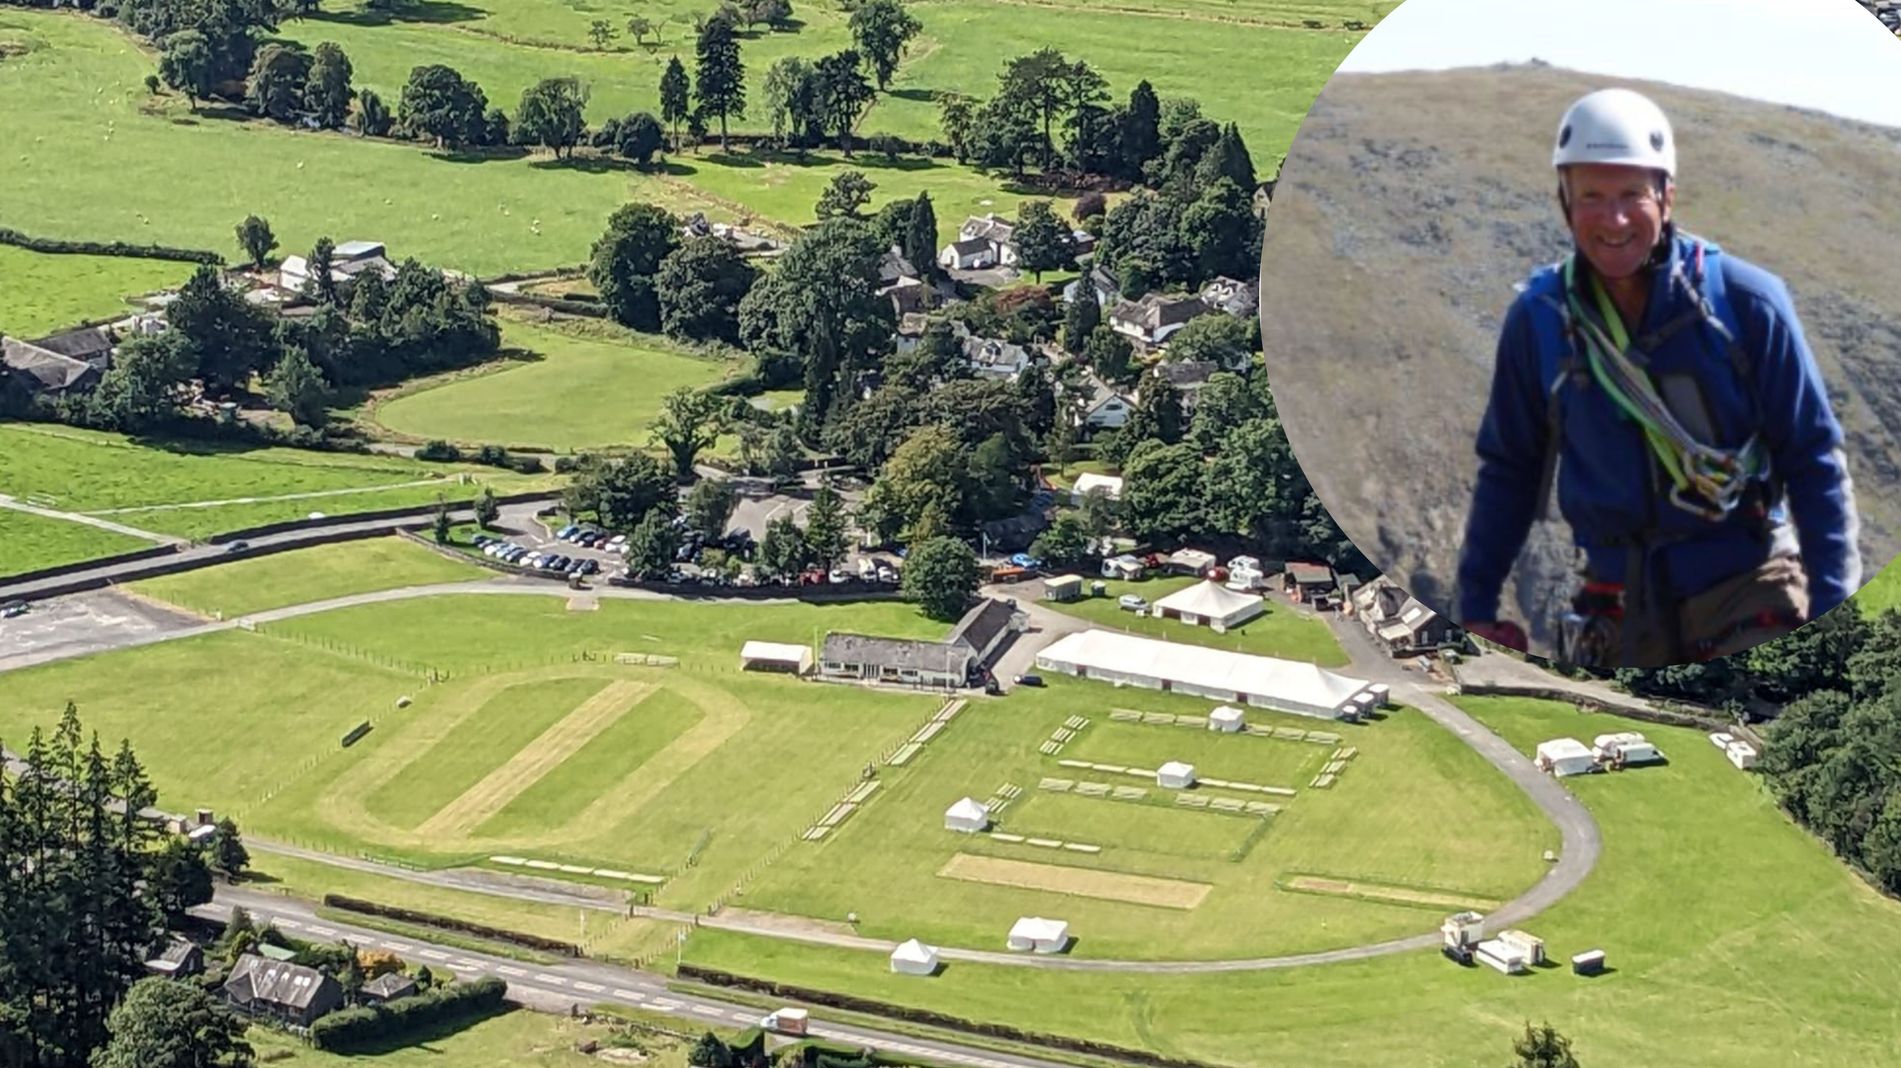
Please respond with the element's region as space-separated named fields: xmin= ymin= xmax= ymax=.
xmin=556 ymin=524 xmax=578 ymax=540
xmin=829 ymin=567 xmax=851 ymax=584
xmin=1009 ymin=553 xmax=1044 ymax=569
xmin=580 ymin=559 xmax=599 ymax=575
xmin=224 ymin=540 xmax=250 ymax=553
xmin=877 ymin=565 xmax=898 ymax=584
xmin=606 ymin=534 xmax=627 ymax=550
xmin=2 ymin=601 xmax=28 ymax=619
xmin=1118 ymin=595 xmax=1149 ymax=612
xmin=1013 ymin=674 xmax=1045 ymax=688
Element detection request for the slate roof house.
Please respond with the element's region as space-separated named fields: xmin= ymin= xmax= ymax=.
xmin=223 ymin=954 xmax=344 ymax=1027
xmin=961 ymin=335 xmax=1031 ymax=380
xmin=2 ymin=337 xmax=101 ymax=397
xmin=1062 ymin=264 xmax=1122 ymax=307
xmin=28 ymin=325 xmax=117 ymax=368
xmin=361 ymin=972 xmax=419 ymax=1004
xmin=938 ymin=214 xmax=1019 ymax=269
xmin=143 ymin=937 xmax=204 ymax=979
xmin=1198 ymin=275 xmax=1258 ymax=318
xmin=278 ymin=239 xmax=398 ymax=294
xmin=1109 ymin=292 xmax=1212 ymax=349
xmin=819 ymin=599 xmax=1025 ymax=688
xmin=1349 ymin=576 xmax=1461 ymax=656
xmin=1066 ymin=371 xmax=1135 ymax=433
xmin=1149 ymin=360 xmax=1220 ymax=412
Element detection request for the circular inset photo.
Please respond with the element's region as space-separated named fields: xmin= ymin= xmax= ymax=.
xmin=1257 ymin=0 xmax=1901 ymax=668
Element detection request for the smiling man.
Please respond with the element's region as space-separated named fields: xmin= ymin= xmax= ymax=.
xmin=1455 ymin=88 xmax=1860 ymax=668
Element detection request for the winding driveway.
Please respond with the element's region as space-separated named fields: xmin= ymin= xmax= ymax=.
xmin=0 ymin=574 xmax=1601 ymax=973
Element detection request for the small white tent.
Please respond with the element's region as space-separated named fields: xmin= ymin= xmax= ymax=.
xmin=1535 ymin=738 xmax=1598 ymax=777
xmin=1006 ymin=917 xmax=1070 ymax=953
xmin=944 ymin=797 xmax=990 ymax=833
xmin=889 ymin=938 xmax=940 ymax=976
xmin=740 ymin=640 xmax=813 ymax=674
xmin=1157 ymin=761 xmax=1197 ymax=789
xmin=1152 ymin=581 xmax=1265 ymax=629
xmin=1726 ymin=741 xmax=1759 ymax=769
xmin=1208 ymin=705 xmax=1245 ymax=732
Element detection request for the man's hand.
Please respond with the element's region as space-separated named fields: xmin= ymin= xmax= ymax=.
xmin=1465 ymin=620 xmax=1529 ymax=652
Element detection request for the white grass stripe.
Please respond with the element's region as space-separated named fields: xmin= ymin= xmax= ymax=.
xmin=989 ymin=832 xmax=1025 ymax=843
xmin=491 ymin=856 xmax=527 ymax=866
xmin=525 ymin=859 xmax=559 ymax=870
xmin=1039 ymin=741 xmax=1060 ymax=755
xmin=886 ymin=743 xmax=921 ymax=766
xmin=1262 ymin=785 xmax=1298 ymax=797
xmin=1058 ymin=758 xmax=1091 ymax=768
xmin=1199 ymin=777 xmax=1232 ymax=788
xmin=1110 ymin=710 xmax=1141 ymax=721
xmin=1095 ymin=764 xmax=1127 ymax=773
xmin=1176 ymin=795 xmax=1210 ymax=807
xmin=1062 ymin=842 xmax=1102 ymax=853
xmin=1025 ymin=837 xmax=1062 ymax=848
xmin=1210 ymin=798 xmax=1245 ymax=811
xmin=1038 ymin=778 xmax=1073 ymax=790
xmin=558 ymin=864 xmax=593 ymax=874
xmin=1142 ymin=713 xmax=1174 ymax=724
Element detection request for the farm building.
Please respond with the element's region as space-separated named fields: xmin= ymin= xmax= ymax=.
xmin=819 ymin=634 xmax=973 ymax=690
xmin=1071 ymin=471 xmax=1125 ymax=503
xmin=1157 ymin=761 xmax=1197 ymax=789
xmin=361 ymin=973 xmax=418 ymax=1004
xmin=890 ymin=938 xmax=940 ymax=976
xmin=1045 ymin=575 xmax=1084 ymax=602
xmin=1101 ymin=554 xmax=1146 ymax=581
xmin=1208 ymin=705 xmax=1245 ymax=732
xmin=143 ymin=937 xmax=203 ymax=979
xmin=2 ymin=337 xmax=101 ymax=397
xmin=223 ymin=954 xmax=343 ymax=1027
xmin=739 ymin=640 xmax=813 ymax=674
xmin=1034 ymin=630 xmax=1378 ymax=720
xmin=944 ymin=797 xmax=990 ymax=833
xmin=1006 ymin=917 xmax=1070 ymax=954
xmin=1534 ymin=738 xmax=1598 ymax=777
xmin=278 ymin=240 xmax=397 ymax=294
xmin=1165 ymin=549 xmax=1218 ymax=576
xmin=1151 ymin=580 xmax=1265 ymax=630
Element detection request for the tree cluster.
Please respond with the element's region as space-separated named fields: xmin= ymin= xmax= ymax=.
xmin=587 ymin=204 xmax=759 ymax=344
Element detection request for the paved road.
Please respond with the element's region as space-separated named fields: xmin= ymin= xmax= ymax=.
xmin=2 ymin=570 xmax=1603 ymax=973
xmin=195 ymin=890 xmax=1072 ymax=1068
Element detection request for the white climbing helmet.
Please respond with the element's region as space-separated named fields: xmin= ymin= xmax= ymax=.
xmin=1552 ymin=88 xmax=1676 ymax=180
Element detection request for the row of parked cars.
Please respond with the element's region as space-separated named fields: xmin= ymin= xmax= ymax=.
xmin=554 ymin=524 xmax=627 ymax=552
xmin=475 ymin=534 xmax=601 ymax=577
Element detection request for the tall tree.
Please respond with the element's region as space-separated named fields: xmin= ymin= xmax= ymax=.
xmin=588 ymin=18 xmax=616 ymax=48
xmin=936 ymin=92 xmax=975 ymax=163
xmin=805 ymin=480 xmax=849 ymax=569
xmin=564 ymin=453 xmax=676 ymax=530
xmin=813 ymin=50 xmax=874 ymax=155
xmin=1062 ymin=291 xmax=1100 ymax=354
xmin=234 ymin=215 xmax=276 ymax=269
xmin=903 ymin=191 xmax=938 ymax=283
xmin=350 ymin=87 xmax=391 ymax=136
xmin=1011 ymin=200 xmax=1074 ymax=282
xmin=815 ymin=170 xmax=875 ymax=218
xmin=659 ymin=56 xmax=693 ymax=151
xmin=304 ymin=41 xmax=354 ymax=128
xmin=693 ymin=18 xmax=745 ymax=149
xmin=92 ymin=977 xmax=253 ymax=1068
xmin=516 ymin=77 xmax=589 ymax=158
xmin=613 ymin=111 xmax=666 ymax=166
xmin=1180 ymin=176 xmax=1258 ymax=282
xmin=158 ymin=31 xmax=215 ymax=111
xmin=901 ymin=535 xmax=977 ymax=621
xmin=305 ymin=236 xmax=339 ymax=305
xmin=1083 ymin=324 xmax=1133 ymax=383
xmin=168 ymin=264 xmax=278 ymax=395
xmin=147 ymin=837 xmax=214 ymax=923
xmin=1122 ymin=79 xmax=1162 ymax=177
xmin=1127 ymin=374 xmax=1184 ymax=446
xmin=656 ymin=237 xmax=757 ymax=344
xmin=1121 ymin=439 xmax=1204 ymax=542
xmin=762 ymin=56 xmax=818 ymax=145
xmin=650 ymin=388 xmax=728 ymax=480
xmin=684 ymin=477 xmax=740 ymax=541
xmin=245 ymin=43 xmax=310 ymax=123
xmin=265 ymin=347 xmax=330 ymax=427
xmin=623 ymin=508 xmax=681 ymax=578
xmin=758 ymin=513 xmax=810 ymax=577
xmin=587 ymin=202 xmax=680 ymax=331
xmin=1196 ymin=122 xmax=1257 ymax=193
xmin=87 ymin=332 xmax=198 ymax=432
xmin=847 ymin=0 xmax=922 ymax=92
xmin=398 ymin=64 xmax=489 ymax=149
xmin=999 ymin=48 xmax=1071 ymax=172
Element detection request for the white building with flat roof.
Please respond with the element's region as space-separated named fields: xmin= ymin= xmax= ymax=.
xmin=1033 ymin=629 xmax=1377 ymax=720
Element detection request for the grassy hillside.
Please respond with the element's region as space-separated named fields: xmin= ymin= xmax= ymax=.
xmin=0 ymin=246 xmax=191 ymax=338
xmin=1256 ymin=66 xmax=1901 ymax=648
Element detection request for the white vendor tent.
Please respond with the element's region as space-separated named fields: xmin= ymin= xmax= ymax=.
xmin=1071 ymin=472 xmax=1125 ymax=502
xmin=889 ymin=938 xmax=940 ymax=975
xmin=1152 ymin=581 xmax=1265 ymax=629
xmin=1034 ymin=630 xmax=1371 ymax=720
xmin=1535 ymin=738 xmax=1598 ymax=777
xmin=944 ymin=797 xmax=990 ymax=833
xmin=1208 ymin=705 xmax=1245 ymax=732
xmin=1006 ymin=917 xmax=1071 ymax=954
xmin=1157 ymin=761 xmax=1196 ymax=788
xmin=1726 ymin=741 xmax=1759 ymax=769
xmin=740 ymin=641 xmax=813 ymax=674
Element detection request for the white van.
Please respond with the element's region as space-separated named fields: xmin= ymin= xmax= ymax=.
xmin=1118 ymin=594 xmax=1148 ymax=612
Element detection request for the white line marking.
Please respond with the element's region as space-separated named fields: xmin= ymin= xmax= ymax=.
xmin=453 ymin=959 xmax=481 ymax=969
xmin=274 ymin=919 xmax=303 ymax=929
xmin=573 ymin=981 xmax=604 ymax=993
xmin=690 ymin=1005 xmax=722 ymax=1017
xmin=532 ymin=973 xmax=567 ymax=985
xmin=418 ymin=950 xmax=450 ymax=961
xmin=381 ymin=941 xmax=414 ymax=952
xmin=651 ymin=998 xmax=681 ymax=1010
xmin=496 ymin=966 xmax=527 ymax=977
xmin=728 ymin=1011 xmax=754 ymax=1022
xmin=612 ymin=988 xmax=644 ymax=1000
xmin=307 ymin=925 xmax=337 ymax=936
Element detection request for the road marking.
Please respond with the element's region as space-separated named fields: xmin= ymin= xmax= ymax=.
xmin=727 ymin=1011 xmax=754 ymax=1022
xmin=612 ymin=988 xmax=644 ymax=1000
xmin=532 ymin=974 xmax=568 ymax=985
xmin=381 ymin=941 xmax=414 ymax=952
xmin=651 ymin=998 xmax=681 ymax=1010
xmin=496 ymin=966 xmax=527 ymax=977
xmin=307 ymin=925 xmax=337 ymax=936
xmin=690 ymin=1005 xmax=722 ymax=1017
xmin=453 ymin=958 xmax=481 ymax=969
xmin=573 ymin=981 xmax=604 ymax=993
xmin=419 ymin=949 xmax=450 ymax=961
xmin=274 ymin=919 xmax=303 ymax=929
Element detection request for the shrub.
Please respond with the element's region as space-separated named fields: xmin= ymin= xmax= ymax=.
xmin=309 ymin=977 xmax=508 ymax=1051
xmin=473 ymin=443 xmax=510 ymax=466
xmin=416 ymin=440 xmax=462 ymax=462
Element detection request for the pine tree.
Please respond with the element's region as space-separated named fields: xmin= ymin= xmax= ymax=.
xmin=660 ymin=57 xmax=692 ymax=151
xmin=904 ymin=191 xmax=938 ymax=283
xmin=693 ymin=19 xmax=745 ymax=149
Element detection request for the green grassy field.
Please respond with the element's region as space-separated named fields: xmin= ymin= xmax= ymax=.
xmin=0 ymin=245 xmax=192 ymax=338
xmin=247 ymin=1004 xmax=666 ymax=1067
xmin=1855 ymin=551 xmax=1901 ymax=615
xmin=127 ymin=537 xmax=486 ymax=617
xmin=0 ymin=422 xmax=554 ymax=542
xmin=1044 ymin=576 xmax=1350 ymax=666
xmin=683 ymin=695 xmax=1901 ymax=1067
xmin=740 ymin=675 xmax=1551 ymax=958
xmin=371 ymin=320 xmax=741 ymax=450
xmin=0 ymin=508 xmax=153 ymax=578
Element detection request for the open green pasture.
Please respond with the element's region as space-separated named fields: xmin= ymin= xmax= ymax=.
xmin=1063 ymin=718 xmax=1325 ymax=790
xmin=371 ymin=320 xmax=741 ymax=450
xmin=0 ymin=245 xmax=192 ymax=338
xmin=0 ymin=422 xmax=552 ymax=542
xmin=0 ymin=508 xmax=152 ymax=578
xmin=127 ymin=537 xmax=486 ymax=617
xmin=683 ymin=695 xmax=1901 ymax=1067
xmin=1044 ymin=576 xmax=1350 ymax=666
xmin=1855 ymin=551 xmax=1901 ymax=614
xmin=740 ymin=674 xmax=1551 ymax=958
xmin=248 ymin=1004 xmax=649 ymax=1068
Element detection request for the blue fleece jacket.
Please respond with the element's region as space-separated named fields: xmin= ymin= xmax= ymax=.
xmin=1456 ymin=231 xmax=1860 ymax=625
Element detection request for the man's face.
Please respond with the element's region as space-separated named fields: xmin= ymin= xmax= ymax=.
xmin=1563 ymin=163 xmax=1673 ymax=282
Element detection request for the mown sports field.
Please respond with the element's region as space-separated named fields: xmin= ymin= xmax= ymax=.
xmin=0 ymin=579 xmax=1550 ymax=960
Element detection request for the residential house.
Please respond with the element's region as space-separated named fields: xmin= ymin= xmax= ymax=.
xmin=1349 ymin=575 xmax=1461 ymax=655
xmin=1149 ymin=360 xmax=1219 ymax=413
xmin=28 ymin=325 xmax=117 ymax=370
xmin=1109 ymin=292 xmax=1212 ymax=350
xmin=1198 ymin=275 xmax=1258 ymax=318
xmin=1062 ymin=263 xmax=1122 ymax=308
xmin=961 ymin=335 xmax=1031 ymax=380
xmin=938 ymin=214 xmax=1018 ymax=270
xmin=1069 ymin=230 xmax=1098 ymax=258
xmin=361 ymin=972 xmax=419 ymax=1004
xmin=1283 ymin=561 xmax=1337 ymax=605
xmin=894 ymin=312 xmax=931 ymax=354
xmin=980 ymin=510 xmax=1050 ymax=553
xmin=1067 ymin=371 xmax=1135 ymax=433
xmin=278 ymin=240 xmax=398 ymax=294
xmin=2 ymin=337 xmax=101 ymax=397
xmin=819 ymin=634 xmax=975 ymax=690
xmin=223 ymin=954 xmax=344 ymax=1027
xmin=143 ymin=937 xmax=204 ymax=979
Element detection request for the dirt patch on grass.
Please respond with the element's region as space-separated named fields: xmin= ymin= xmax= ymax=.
xmin=716 ymin=907 xmax=857 ymax=939
xmin=418 ymin=679 xmax=655 ymax=838
xmin=1281 ymin=874 xmax=1500 ymax=912
xmin=937 ymin=853 xmax=1211 ymax=910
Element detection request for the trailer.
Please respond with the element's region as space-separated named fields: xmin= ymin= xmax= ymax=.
xmin=1474 ymin=939 xmax=1530 ymax=975
xmin=1571 ymin=949 xmax=1607 ymax=976
xmin=760 ymin=1008 xmax=809 ymax=1036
